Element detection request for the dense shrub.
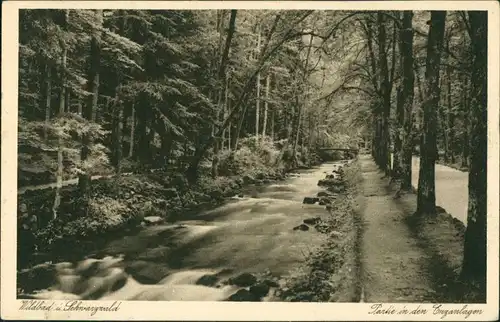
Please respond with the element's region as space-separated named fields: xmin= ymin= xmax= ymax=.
xmin=218 ymin=135 xmax=281 ymax=177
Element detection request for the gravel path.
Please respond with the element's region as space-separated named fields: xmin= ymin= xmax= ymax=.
xmin=360 ymin=155 xmax=435 ymax=302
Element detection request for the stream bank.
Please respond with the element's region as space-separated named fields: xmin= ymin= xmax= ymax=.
xmin=17 ymin=156 xmax=360 ymax=302
xmin=18 ymin=141 xmax=332 ymax=270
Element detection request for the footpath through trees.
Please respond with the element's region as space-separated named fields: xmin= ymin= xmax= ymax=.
xmin=360 ymin=155 xmax=434 ymax=302
xmin=359 ymin=155 xmax=484 ymax=303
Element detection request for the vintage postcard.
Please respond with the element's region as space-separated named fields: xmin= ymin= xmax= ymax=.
xmin=1 ymin=1 xmax=499 ymax=320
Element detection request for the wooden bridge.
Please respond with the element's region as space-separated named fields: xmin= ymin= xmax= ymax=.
xmin=318 ymin=147 xmax=359 ymax=154
xmin=318 ymin=147 xmax=359 ymax=159
xmin=318 ymin=147 xmax=359 ymax=152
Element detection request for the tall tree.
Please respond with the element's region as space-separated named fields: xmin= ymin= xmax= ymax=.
xmin=52 ymin=9 xmax=69 ymax=220
xmin=78 ymin=9 xmax=102 ymax=197
xmin=128 ymin=102 xmax=135 ymax=158
xmin=42 ymin=64 xmax=52 ymax=140
xmin=255 ymin=25 xmax=262 ymax=140
xmin=211 ymin=10 xmax=237 ymax=178
xmin=376 ymin=12 xmax=391 ymax=174
xmin=416 ymin=11 xmax=447 ymax=215
xmin=461 ymin=10 xmax=487 ymax=286
xmin=399 ymin=11 xmax=415 ymax=190
xmin=262 ymin=73 xmax=271 ymax=139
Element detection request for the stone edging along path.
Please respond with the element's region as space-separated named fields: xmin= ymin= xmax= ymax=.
xmin=275 ymin=158 xmax=363 ymax=302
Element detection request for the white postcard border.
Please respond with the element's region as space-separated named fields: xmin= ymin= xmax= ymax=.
xmin=2 ymin=1 xmax=499 ymax=321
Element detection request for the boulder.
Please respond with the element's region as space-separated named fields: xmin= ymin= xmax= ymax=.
xmin=303 ymin=197 xmax=319 ymax=204
xmin=314 ymin=223 xmax=329 ymax=233
xmin=317 ymin=191 xmax=333 ymax=198
xmin=227 ymin=289 xmax=260 ymax=301
xmin=230 ymin=272 xmax=257 ymax=287
xmin=196 ymin=274 xmax=219 ymax=287
xmin=325 ymin=174 xmax=340 ymax=180
xmin=249 ymin=283 xmax=270 ymax=298
xmin=318 ymin=198 xmax=331 ymax=206
xmin=242 ymin=175 xmax=255 ymax=184
xmin=143 ymin=216 xmax=164 ymax=226
xmin=293 ymin=224 xmax=309 ymax=231
xmin=333 ymin=168 xmax=344 ymax=174
xmin=262 ymin=279 xmax=280 ymax=288
xmin=18 ymin=263 xmax=57 ymax=293
xmin=303 ymin=217 xmax=321 ymax=225
xmin=318 ymin=179 xmax=343 ymax=187
xmin=328 ymin=186 xmax=345 ymax=194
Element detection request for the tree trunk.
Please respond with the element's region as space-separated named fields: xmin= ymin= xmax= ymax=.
xmin=255 ymin=26 xmax=261 ymax=140
xmin=292 ymin=101 xmax=302 ymax=164
xmin=222 ymin=74 xmax=229 ymax=148
xmin=111 ymin=97 xmax=123 ymax=174
xmin=438 ymin=95 xmax=449 ymax=163
xmin=53 ymin=9 xmax=69 ymax=220
xmin=262 ymin=73 xmax=271 ymax=140
xmin=212 ymin=91 xmax=223 ymax=178
xmin=271 ymin=107 xmax=275 ymax=141
xmin=129 ymin=103 xmax=135 ymax=158
xmin=461 ymin=11 xmax=487 ymax=286
xmin=461 ymin=75 xmax=470 ymax=168
xmin=227 ymin=99 xmax=231 ymax=150
xmin=377 ymin=12 xmax=391 ymax=174
xmin=447 ymin=65 xmax=455 ymax=164
xmin=79 ymin=9 xmax=102 ymax=197
xmin=211 ymin=10 xmax=237 ymax=178
xmin=394 ymin=85 xmax=404 ymax=176
xmin=414 ymin=62 xmax=425 ymax=130
xmin=156 ymin=118 xmax=172 ymax=169
xmin=43 ymin=64 xmax=52 ymax=140
xmin=400 ymin=12 xmax=415 ymax=191
xmin=416 ymin=11 xmax=446 ymax=216
xmin=393 ymin=12 xmax=405 ymax=178
xmin=65 ymin=89 xmax=71 ymax=113
xmin=292 ymin=33 xmax=314 ymax=164
xmin=233 ymin=99 xmax=248 ymax=150
xmin=441 ymin=37 xmax=453 ymax=163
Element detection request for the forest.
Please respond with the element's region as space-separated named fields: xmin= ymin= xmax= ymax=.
xmin=17 ymin=8 xmax=487 ymax=301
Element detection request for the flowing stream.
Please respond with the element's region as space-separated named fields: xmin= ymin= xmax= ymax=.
xmin=20 ymin=162 xmax=346 ymax=301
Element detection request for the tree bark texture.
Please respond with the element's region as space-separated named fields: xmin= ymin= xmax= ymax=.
xmin=416 ymin=11 xmax=446 ymax=215
xmin=400 ymin=11 xmax=415 ymax=190
xmin=461 ymin=10 xmax=487 ymax=286
xmin=377 ymin=12 xmax=391 ymax=174
xmin=79 ymin=9 xmax=102 ymax=197
xmin=53 ymin=9 xmax=69 ymax=220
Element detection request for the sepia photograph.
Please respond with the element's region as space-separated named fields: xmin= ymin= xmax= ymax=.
xmin=2 ymin=1 xmax=499 ymax=320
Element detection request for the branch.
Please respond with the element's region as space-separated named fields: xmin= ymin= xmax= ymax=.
xmin=459 ymin=11 xmax=472 ymax=40
xmin=217 ymin=10 xmax=237 ymax=81
xmin=341 ymin=85 xmax=376 ymax=97
xmin=307 ymin=53 xmax=323 ymax=74
xmin=194 ymin=11 xmax=313 ymax=157
xmin=313 ymin=11 xmax=362 ymax=55
xmin=363 ymin=18 xmax=379 ymax=93
xmin=376 ymin=11 xmax=402 ymax=29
